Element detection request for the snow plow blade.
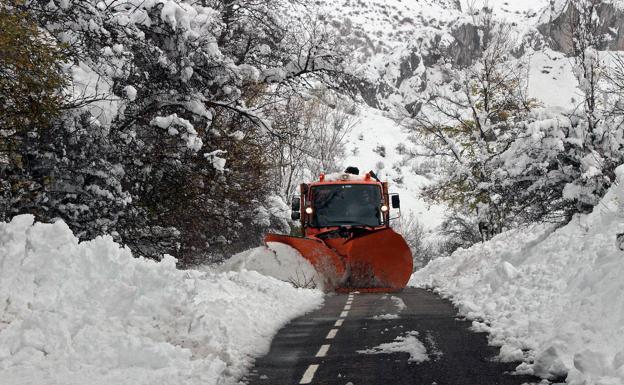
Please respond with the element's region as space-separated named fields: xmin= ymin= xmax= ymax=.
xmin=326 ymin=228 xmax=413 ymax=292
xmin=264 ymin=233 xmax=347 ymax=289
xmin=265 ymin=228 xmax=412 ymax=292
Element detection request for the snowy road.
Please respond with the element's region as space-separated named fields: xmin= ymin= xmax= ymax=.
xmin=245 ymin=288 xmax=541 ymax=385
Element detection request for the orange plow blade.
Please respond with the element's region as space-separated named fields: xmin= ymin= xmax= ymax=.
xmin=266 ymin=228 xmax=413 ymax=292
xmin=343 ymin=228 xmax=413 ymax=291
xmin=265 ymin=234 xmax=347 ymax=289
xmin=323 ymin=228 xmax=412 ymax=291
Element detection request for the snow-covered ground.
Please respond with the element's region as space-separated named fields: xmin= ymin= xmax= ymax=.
xmin=0 ymin=216 xmax=323 ymax=385
xmin=411 ymin=166 xmax=624 ymax=384
xmin=358 ymin=331 xmax=429 ymax=363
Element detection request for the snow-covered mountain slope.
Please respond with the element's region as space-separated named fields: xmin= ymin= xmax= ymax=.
xmin=0 ymin=216 xmax=323 ymax=385
xmin=314 ymin=0 xmax=624 ymax=115
xmin=319 ymin=0 xmax=549 ymax=47
xmin=318 ymin=0 xmax=462 ymax=50
xmin=341 ymin=107 xmax=446 ymax=230
xmin=322 ymin=0 xmax=606 ymax=233
xmin=411 ymin=165 xmax=624 ymax=384
xmin=313 ymin=0 xmax=555 ymax=107
xmin=526 ymin=48 xmax=579 ymax=109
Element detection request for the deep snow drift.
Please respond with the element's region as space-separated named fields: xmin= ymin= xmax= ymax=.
xmin=411 ymin=166 xmax=624 ymax=385
xmin=218 ymin=242 xmax=323 ymax=290
xmin=0 ymin=215 xmax=323 ymax=385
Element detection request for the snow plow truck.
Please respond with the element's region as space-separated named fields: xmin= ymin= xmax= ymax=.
xmin=266 ymin=167 xmax=412 ymax=292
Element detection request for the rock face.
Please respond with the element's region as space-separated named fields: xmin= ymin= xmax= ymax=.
xmin=447 ymin=22 xmax=482 ymax=67
xmin=354 ymin=80 xmax=392 ymax=110
xmin=354 ymin=23 xmax=484 ymax=110
xmin=397 ymin=51 xmax=422 ymax=88
xmin=343 ymin=0 xmax=624 ymax=110
xmin=538 ymin=1 xmax=624 ymax=54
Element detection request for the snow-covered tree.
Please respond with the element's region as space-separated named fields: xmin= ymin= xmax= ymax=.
xmin=402 ymin=14 xmax=534 ymax=243
xmin=400 ymin=3 xmax=624 ymax=250
xmin=1 ymin=1 xmax=131 ymax=239
xmin=502 ymin=0 xmax=624 ymax=225
xmin=265 ymin=89 xmax=357 ymax=204
xmin=558 ymin=0 xmax=622 ymax=214
xmin=1 ymin=0 xmax=357 ymax=265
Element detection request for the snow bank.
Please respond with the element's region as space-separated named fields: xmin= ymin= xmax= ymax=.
xmin=218 ymin=242 xmax=323 ymax=290
xmin=411 ymin=166 xmax=624 ymax=385
xmin=0 ymin=215 xmax=323 ymax=385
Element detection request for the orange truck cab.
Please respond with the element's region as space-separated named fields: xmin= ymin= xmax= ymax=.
xmin=266 ymin=168 xmax=413 ymax=292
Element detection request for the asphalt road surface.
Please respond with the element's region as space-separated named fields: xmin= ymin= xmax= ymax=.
xmin=245 ymin=288 xmax=542 ymax=385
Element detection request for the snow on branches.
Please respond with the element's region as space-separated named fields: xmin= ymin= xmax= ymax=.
xmin=0 ymin=0 xmax=354 ymax=265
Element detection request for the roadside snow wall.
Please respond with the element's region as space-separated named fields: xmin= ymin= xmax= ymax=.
xmin=0 ymin=215 xmax=323 ymax=385
xmin=411 ymin=166 xmax=624 ymax=385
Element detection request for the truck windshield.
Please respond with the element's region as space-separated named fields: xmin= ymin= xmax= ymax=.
xmin=311 ymin=184 xmax=383 ymax=227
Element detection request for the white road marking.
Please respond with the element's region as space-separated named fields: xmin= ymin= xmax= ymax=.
xmin=299 ymin=364 xmax=319 ymax=384
xmin=315 ymin=344 xmax=331 ymax=357
xmin=300 ymin=292 xmax=354 ymax=384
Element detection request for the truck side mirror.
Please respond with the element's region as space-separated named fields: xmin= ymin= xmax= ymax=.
xmin=391 ymin=194 xmax=401 ymax=209
xmin=291 ymin=196 xmax=300 ymax=211
xmin=291 ymin=196 xmax=301 ymax=221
